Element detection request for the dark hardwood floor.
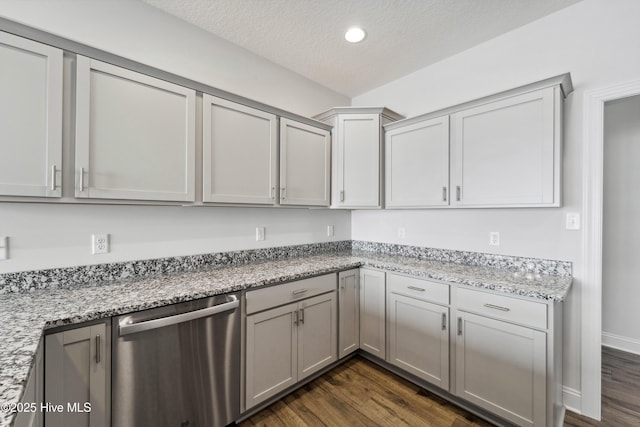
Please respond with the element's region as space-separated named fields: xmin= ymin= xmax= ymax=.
xmin=241 ymin=347 xmax=640 ymax=426
xmin=564 ymin=346 xmax=640 ymax=426
xmin=239 ymin=356 xmax=493 ymax=427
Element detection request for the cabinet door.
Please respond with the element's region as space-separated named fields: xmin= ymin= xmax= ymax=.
xmin=385 ymin=116 xmax=450 ymax=207
xmin=279 ymin=118 xmax=330 ymax=206
xmin=388 ymin=293 xmax=449 ymax=389
xmin=452 ymin=87 xmax=559 ymax=207
xmin=455 ymin=311 xmax=546 ymax=427
xmin=338 ymin=269 xmax=360 ymax=359
xmin=75 ymin=56 xmax=195 ymax=202
xmin=297 ymin=292 xmax=337 ymax=380
xmin=0 ymin=32 xmax=63 ymax=197
xmin=202 ymin=95 xmax=277 ymax=204
xmin=45 ymin=323 xmax=109 ymax=427
xmin=337 ymin=114 xmax=381 ymax=207
xmin=359 ymin=269 xmax=386 ymax=359
xmin=245 ymin=302 xmax=298 ymax=409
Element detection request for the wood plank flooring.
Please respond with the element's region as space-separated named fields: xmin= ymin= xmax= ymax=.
xmin=239 ymin=356 xmax=493 ymax=427
xmin=241 ymin=347 xmax=640 ymax=426
xmin=564 ymin=346 xmax=640 ymax=426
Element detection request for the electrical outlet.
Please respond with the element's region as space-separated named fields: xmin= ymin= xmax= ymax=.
xmin=397 ymin=227 xmax=406 ymax=239
xmin=565 ymin=213 xmax=581 ymax=230
xmin=489 ymin=232 xmax=500 ymax=246
xmin=92 ymin=234 xmax=109 ymax=254
xmin=0 ymin=236 xmax=8 ymax=260
xmin=256 ymin=227 xmax=265 ymax=241
xmin=327 ymin=225 xmax=334 ymax=237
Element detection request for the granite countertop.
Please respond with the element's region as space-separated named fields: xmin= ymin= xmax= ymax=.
xmin=0 ymin=251 xmax=572 ymax=427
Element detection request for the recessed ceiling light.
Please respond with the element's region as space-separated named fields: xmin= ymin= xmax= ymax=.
xmin=344 ymin=27 xmax=366 ymax=43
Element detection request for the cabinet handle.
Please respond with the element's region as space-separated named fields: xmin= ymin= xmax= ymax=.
xmin=457 ymin=317 xmax=463 ymax=336
xmin=50 ymin=165 xmax=58 ymax=191
xmin=271 ymin=187 xmax=275 ymax=200
xmin=340 ymin=190 xmax=345 ymax=202
xmin=299 ymin=308 xmax=304 ymax=324
xmin=407 ymin=286 xmax=425 ymax=292
xmin=280 ymin=187 xmax=286 ymax=200
xmin=442 ymin=313 xmax=447 ymax=331
xmin=293 ymin=310 xmax=298 ymax=326
xmin=79 ymin=167 xmax=85 ymax=192
xmin=483 ymin=303 xmax=511 ymax=312
xmin=456 ymin=186 xmax=461 ymax=201
xmin=340 ymin=277 xmax=345 ymax=290
xmin=95 ymin=334 xmax=100 ymax=364
xmin=442 ymin=187 xmax=447 ymax=202
xmin=292 ymin=288 xmax=308 ymax=295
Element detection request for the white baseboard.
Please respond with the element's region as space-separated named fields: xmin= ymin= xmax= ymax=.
xmin=563 ymin=386 xmax=582 ymax=414
xmin=602 ymin=331 xmax=640 ymax=355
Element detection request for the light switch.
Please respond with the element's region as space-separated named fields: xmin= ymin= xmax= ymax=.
xmin=565 ymin=213 xmax=581 ymax=230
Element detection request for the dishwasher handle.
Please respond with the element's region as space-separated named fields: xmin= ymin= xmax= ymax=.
xmin=119 ymin=295 xmax=239 ymax=336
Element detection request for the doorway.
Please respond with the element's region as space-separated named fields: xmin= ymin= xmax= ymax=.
xmin=583 ymin=78 xmax=640 ymax=420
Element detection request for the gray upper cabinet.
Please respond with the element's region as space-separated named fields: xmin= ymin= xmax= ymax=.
xmin=75 ymin=56 xmax=196 ymax=202
xmin=202 ymin=95 xmax=277 ymax=204
xmin=385 ymin=116 xmax=450 ymax=208
xmin=0 ymin=32 xmax=63 ymax=198
xmin=279 ymin=118 xmax=330 ymax=207
xmin=452 ymin=86 xmax=561 ymax=207
xmin=384 ymin=73 xmax=572 ymax=209
xmin=314 ymin=107 xmax=404 ymax=209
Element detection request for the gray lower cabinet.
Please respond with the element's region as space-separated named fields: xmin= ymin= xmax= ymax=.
xmin=245 ymin=276 xmax=337 ymax=410
xmin=338 ymin=269 xmax=359 ymax=358
xmin=455 ymin=287 xmax=553 ymax=427
xmin=44 ymin=321 xmax=110 ymax=427
xmin=359 ymin=268 xmax=386 ymax=359
xmin=14 ymin=340 xmax=44 ymax=427
xmin=386 ymin=273 xmax=450 ymax=390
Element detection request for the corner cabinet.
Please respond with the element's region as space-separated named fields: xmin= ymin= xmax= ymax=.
xmin=279 ymin=118 xmax=330 ymax=207
xmin=359 ymin=268 xmax=386 ymax=358
xmin=338 ymin=269 xmax=360 ymax=358
xmin=0 ymin=31 xmax=63 ymax=198
xmin=45 ymin=321 xmax=110 ymax=427
xmin=75 ymin=56 xmax=196 ymax=202
xmin=202 ymin=95 xmax=277 ymax=204
xmin=245 ymin=274 xmax=337 ymax=409
xmin=314 ymin=107 xmax=404 ymax=209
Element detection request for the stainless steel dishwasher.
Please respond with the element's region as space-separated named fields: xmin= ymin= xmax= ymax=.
xmin=112 ymin=292 xmax=241 ymax=427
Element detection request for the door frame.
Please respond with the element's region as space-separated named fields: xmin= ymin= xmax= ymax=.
xmin=582 ymin=77 xmax=640 ymax=420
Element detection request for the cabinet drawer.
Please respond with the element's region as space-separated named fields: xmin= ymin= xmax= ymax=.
xmin=246 ymin=273 xmax=336 ymax=314
xmin=387 ymin=273 xmax=449 ymax=305
xmin=457 ymin=287 xmax=547 ymax=330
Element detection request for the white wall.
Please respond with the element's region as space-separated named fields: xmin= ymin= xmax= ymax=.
xmin=0 ymin=0 xmax=351 ymax=274
xmin=602 ymin=95 xmax=640 ymax=355
xmin=352 ymin=0 xmax=640 ymax=407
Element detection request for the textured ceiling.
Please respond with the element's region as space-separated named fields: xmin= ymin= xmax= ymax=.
xmin=140 ymin=0 xmax=581 ymax=97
